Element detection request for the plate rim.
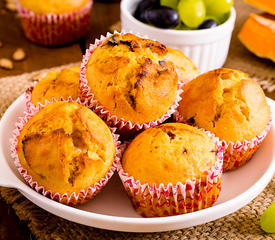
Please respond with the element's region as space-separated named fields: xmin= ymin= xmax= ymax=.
xmin=0 ymin=95 xmax=274 ymax=232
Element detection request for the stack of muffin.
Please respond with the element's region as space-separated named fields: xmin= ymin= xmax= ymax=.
xmin=11 ymin=32 xmax=271 ymax=217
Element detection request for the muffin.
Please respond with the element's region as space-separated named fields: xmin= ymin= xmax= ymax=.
xmin=17 ymin=0 xmax=93 ymax=45
xmin=176 ymin=68 xmax=271 ymax=171
xmin=15 ymin=101 xmax=116 ymax=205
xmin=118 ymin=123 xmax=223 ymax=217
xmin=165 ymin=48 xmax=198 ymax=84
xmin=81 ymin=33 xmax=181 ymax=131
xmin=29 ymin=67 xmax=81 ymax=107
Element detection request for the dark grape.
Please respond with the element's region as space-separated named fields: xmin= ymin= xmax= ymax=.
xmin=198 ymin=19 xmax=218 ymax=29
xmin=134 ymin=0 xmax=160 ymax=23
xmin=145 ymin=7 xmax=179 ymax=29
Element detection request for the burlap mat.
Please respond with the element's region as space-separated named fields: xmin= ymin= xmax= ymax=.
xmin=0 ymin=0 xmax=275 ymax=237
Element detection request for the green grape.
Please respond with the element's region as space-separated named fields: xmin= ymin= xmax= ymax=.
xmin=204 ymin=0 xmax=233 ymax=18
xmin=205 ymin=12 xmax=230 ymax=25
xmin=160 ymin=0 xmax=179 ymax=10
xmin=178 ymin=0 xmax=206 ymax=28
xmin=260 ymin=202 xmax=275 ymax=233
xmin=173 ymin=22 xmax=194 ymax=30
xmin=216 ymin=12 xmax=230 ymax=24
xmin=173 ymin=23 xmax=184 ymax=30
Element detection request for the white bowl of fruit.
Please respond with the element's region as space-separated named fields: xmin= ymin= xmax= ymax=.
xmin=120 ymin=0 xmax=236 ymax=73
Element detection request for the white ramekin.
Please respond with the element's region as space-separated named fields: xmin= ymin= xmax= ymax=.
xmin=120 ymin=0 xmax=236 ymax=73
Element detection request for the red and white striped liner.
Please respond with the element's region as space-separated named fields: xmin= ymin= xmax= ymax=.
xmin=10 ymin=98 xmax=120 ymax=205
xmin=221 ymin=117 xmax=272 ymax=171
xmin=16 ymin=0 xmax=93 ymax=46
xmin=80 ymin=32 xmax=183 ymax=132
xmin=117 ymin=129 xmax=223 ymax=217
xmin=174 ymin=110 xmax=272 ymax=171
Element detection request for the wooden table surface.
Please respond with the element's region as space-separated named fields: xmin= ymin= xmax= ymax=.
xmin=0 ymin=1 xmax=120 ymax=239
xmin=0 ymin=0 xmax=274 ymax=239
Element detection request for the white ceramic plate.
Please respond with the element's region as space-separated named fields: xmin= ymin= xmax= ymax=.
xmin=0 ymin=95 xmax=274 ymax=232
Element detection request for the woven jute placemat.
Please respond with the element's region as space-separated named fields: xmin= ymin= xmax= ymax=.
xmin=0 ymin=0 xmax=275 ymax=238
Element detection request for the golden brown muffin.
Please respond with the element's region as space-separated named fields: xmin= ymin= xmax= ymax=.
xmin=177 ymin=68 xmax=270 ymax=143
xmin=17 ymin=102 xmax=115 ymax=196
xmin=122 ymin=123 xmax=217 ymax=185
xmin=166 ymin=48 xmax=198 ymax=84
xmin=85 ymin=33 xmax=179 ymax=124
xmin=31 ymin=67 xmax=81 ymax=106
xmin=19 ymin=0 xmax=89 ymax=14
xmin=120 ymin=123 xmax=222 ymax=217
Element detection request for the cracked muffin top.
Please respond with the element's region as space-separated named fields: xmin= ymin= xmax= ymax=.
xmin=122 ymin=123 xmax=217 ymax=185
xmin=177 ymin=68 xmax=270 ymax=142
xmin=17 ymin=102 xmax=115 ymax=195
xmin=31 ymin=67 xmax=81 ymax=106
xmin=19 ymin=0 xmax=89 ymax=14
xmin=85 ymin=33 xmax=179 ymax=124
xmin=165 ymin=48 xmax=198 ymax=84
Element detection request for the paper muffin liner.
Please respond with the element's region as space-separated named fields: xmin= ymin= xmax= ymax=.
xmin=174 ymin=110 xmax=272 ymax=172
xmin=221 ymin=117 xmax=272 ymax=171
xmin=16 ymin=0 xmax=93 ymax=46
xmin=10 ymin=98 xmax=120 ymax=205
xmin=117 ymin=130 xmax=223 ymax=217
xmin=80 ymin=32 xmax=183 ymax=133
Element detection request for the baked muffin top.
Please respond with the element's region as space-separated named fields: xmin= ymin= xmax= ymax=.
xmin=122 ymin=123 xmax=217 ymax=185
xmin=17 ymin=102 xmax=115 ymax=195
xmin=85 ymin=33 xmax=178 ymax=124
xmin=166 ymin=48 xmax=198 ymax=84
xmin=19 ymin=0 xmax=89 ymax=14
xmin=177 ymin=68 xmax=270 ymax=142
xmin=31 ymin=67 xmax=81 ymax=106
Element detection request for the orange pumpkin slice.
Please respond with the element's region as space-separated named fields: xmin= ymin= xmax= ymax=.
xmin=238 ymin=13 xmax=275 ymax=63
xmin=244 ymin=0 xmax=275 ymax=15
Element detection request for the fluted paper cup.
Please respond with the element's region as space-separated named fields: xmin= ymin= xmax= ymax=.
xmin=80 ymin=32 xmax=183 ymax=134
xmin=10 ymin=98 xmax=120 ymax=205
xmin=17 ymin=0 xmax=93 ymax=46
xmin=117 ymin=130 xmax=223 ymax=217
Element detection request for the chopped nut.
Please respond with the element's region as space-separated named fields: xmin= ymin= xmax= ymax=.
xmin=32 ymin=72 xmax=47 ymax=82
xmin=12 ymin=48 xmax=26 ymax=61
xmin=0 ymin=58 xmax=13 ymax=70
